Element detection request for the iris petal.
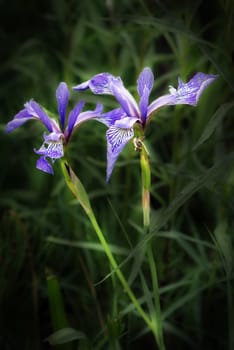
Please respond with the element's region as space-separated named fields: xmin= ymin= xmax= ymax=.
xmin=5 ymin=108 xmax=34 ymax=133
xmin=73 ymin=73 xmax=115 ymax=94
xmin=89 ymin=73 xmax=115 ymax=94
xmin=147 ymin=94 xmax=176 ymax=116
xmin=106 ymin=124 xmax=134 ymax=181
xmin=36 ymin=157 xmax=54 ymax=174
xmin=5 ymin=100 xmax=54 ymax=133
xmin=139 ymin=86 xmax=151 ymax=123
xmin=98 ymin=108 xmax=126 ymax=127
xmin=25 ymin=100 xmax=53 ymax=132
xmin=137 ymin=67 xmax=154 ymax=96
xmin=66 ymin=100 xmax=85 ymax=140
xmin=169 ymin=73 xmax=218 ymax=106
xmin=147 ymin=73 xmax=218 ymax=117
xmin=72 ymin=103 xmax=103 ymax=130
xmin=73 ymin=103 xmax=103 ymax=126
xmin=34 ymin=132 xmax=64 ymax=159
xmin=35 ymin=142 xmax=63 ymax=159
xmin=56 ymin=82 xmax=70 ymax=131
xmin=74 ymin=73 xmax=140 ymax=118
xmin=72 ymin=80 xmax=90 ymax=91
xmin=110 ymin=78 xmax=140 ymax=117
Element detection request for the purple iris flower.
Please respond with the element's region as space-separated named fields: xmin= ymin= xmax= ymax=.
xmin=73 ymin=68 xmax=218 ymax=181
xmin=6 ymin=82 xmax=103 ymax=174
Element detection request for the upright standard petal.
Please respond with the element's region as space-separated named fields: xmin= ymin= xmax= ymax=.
xmin=137 ymin=67 xmax=154 ymax=97
xmin=137 ymin=68 xmax=154 ymax=123
xmin=139 ymin=86 xmax=152 ymax=124
xmin=66 ymin=100 xmax=85 ymax=141
xmin=169 ymin=72 xmax=218 ymax=106
xmin=56 ymin=82 xmax=70 ymax=131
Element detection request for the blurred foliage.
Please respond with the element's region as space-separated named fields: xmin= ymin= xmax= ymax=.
xmin=0 ymin=0 xmax=233 ymax=349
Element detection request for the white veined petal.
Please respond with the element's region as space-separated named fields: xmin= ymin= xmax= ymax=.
xmin=106 ymin=125 xmax=134 ymax=181
xmin=46 ymin=141 xmax=64 ymax=159
xmin=107 ymin=126 xmax=134 ymax=153
xmin=35 ymin=140 xmax=64 ymax=160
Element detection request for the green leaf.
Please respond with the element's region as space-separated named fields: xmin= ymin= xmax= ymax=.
xmin=46 ymin=327 xmax=86 ymax=345
xmin=150 ymin=152 xmax=234 ymax=235
xmin=47 ymin=274 xmax=69 ymax=332
xmin=61 ymin=161 xmax=92 ymax=216
xmin=193 ymin=102 xmax=234 ymax=151
xmin=213 ymin=220 xmax=233 ymax=276
xmin=46 ymin=236 xmax=129 ymax=256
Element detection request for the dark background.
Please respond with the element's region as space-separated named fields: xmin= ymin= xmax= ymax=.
xmin=0 ymin=1 xmax=233 ymax=349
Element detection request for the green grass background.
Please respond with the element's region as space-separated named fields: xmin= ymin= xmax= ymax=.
xmin=0 ymin=0 xmax=233 ymax=349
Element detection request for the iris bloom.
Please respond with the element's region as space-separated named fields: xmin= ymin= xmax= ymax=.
xmin=73 ymin=68 xmax=218 ymax=180
xmin=6 ymin=82 xmax=102 ymax=174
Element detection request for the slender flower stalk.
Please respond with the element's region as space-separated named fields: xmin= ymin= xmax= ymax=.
xmin=62 ymin=157 xmax=169 ymax=346
xmin=140 ymin=142 xmax=151 ymax=230
xmin=61 ymin=161 xmax=156 ymax=334
xmin=140 ymin=143 xmax=165 ymax=350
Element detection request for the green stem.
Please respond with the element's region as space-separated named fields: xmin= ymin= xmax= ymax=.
xmin=147 ymin=243 xmax=165 ymax=350
xmin=140 ymin=143 xmax=151 ymax=229
xmin=61 ymin=161 xmax=154 ymax=334
xmin=140 ymin=146 xmax=166 ymax=350
xmin=88 ymin=211 xmax=153 ymax=330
